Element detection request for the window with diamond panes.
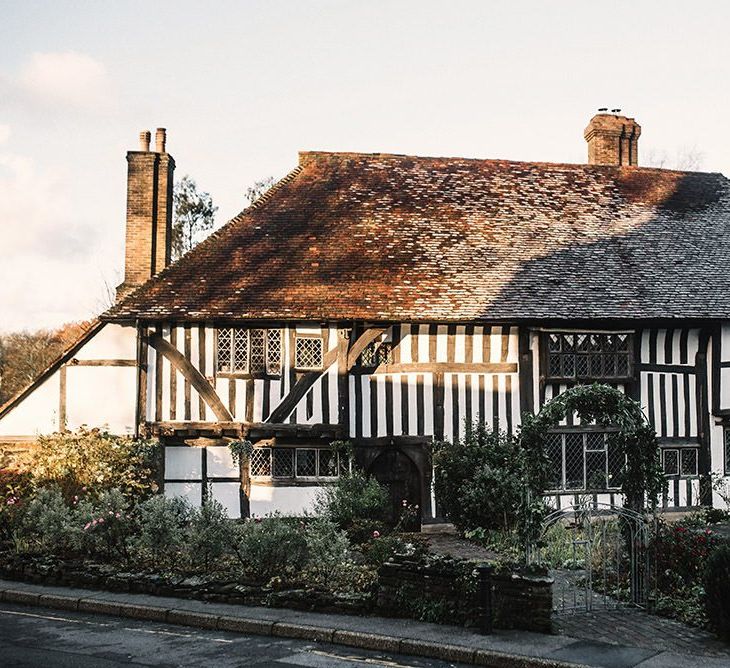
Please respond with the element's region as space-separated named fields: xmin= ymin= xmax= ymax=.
xmin=249 ymin=447 xmax=344 ymax=480
xmin=273 ymin=449 xmax=295 ymax=477
xmin=358 ymin=340 xmax=393 ymax=368
xmin=546 ymin=333 xmax=632 ymax=381
xmin=250 ymin=448 xmax=272 ymax=477
xmin=267 ymin=330 xmax=282 ymax=374
xmin=216 ymin=328 xmax=281 ymax=375
xmin=661 ymin=447 xmax=698 ymax=476
xmin=295 ymin=336 xmax=323 ymax=369
xmin=544 ymin=431 xmax=623 ymax=491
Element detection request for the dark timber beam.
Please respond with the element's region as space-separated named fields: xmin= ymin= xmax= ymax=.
xmin=266 ymin=346 xmax=340 ymax=423
xmin=147 ymin=333 xmax=233 ymax=422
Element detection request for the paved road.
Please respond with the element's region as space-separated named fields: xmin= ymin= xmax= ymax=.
xmin=0 ymin=602 xmax=466 ymax=668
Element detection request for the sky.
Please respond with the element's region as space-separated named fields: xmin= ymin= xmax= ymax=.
xmin=1 ymin=0 xmax=729 ymax=332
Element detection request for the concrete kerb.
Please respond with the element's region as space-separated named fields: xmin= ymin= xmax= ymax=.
xmin=0 ymin=584 xmax=588 ymax=668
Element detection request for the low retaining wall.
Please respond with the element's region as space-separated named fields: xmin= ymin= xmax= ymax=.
xmin=376 ymin=555 xmax=553 ymax=633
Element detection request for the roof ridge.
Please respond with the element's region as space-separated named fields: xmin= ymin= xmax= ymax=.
xmin=297 ymin=150 xmax=726 ymax=177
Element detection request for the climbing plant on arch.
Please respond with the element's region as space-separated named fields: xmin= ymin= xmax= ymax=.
xmin=518 ymin=384 xmax=664 ymax=542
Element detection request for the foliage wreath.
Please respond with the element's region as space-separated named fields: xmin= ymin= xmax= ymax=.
xmin=518 ymin=383 xmax=663 ymax=543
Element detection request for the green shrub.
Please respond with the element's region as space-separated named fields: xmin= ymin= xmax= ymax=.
xmin=20 ymin=487 xmax=78 ymax=556
xmin=361 ymin=534 xmax=409 ymax=567
xmin=133 ymin=495 xmax=191 ymax=570
xmin=314 ymin=471 xmax=389 ymax=534
xmin=433 ymin=422 xmax=524 ymax=532
xmin=303 ymin=517 xmax=350 ymax=583
xmin=704 ymin=543 xmax=730 ymax=639
xmin=76 ymin=489 xmax=136 ymax=564
xmin=185 ymin=498 xmax=233 ymax=573
xmin=30 ymin=428 xmax=160 ymax=502
xmin=230 ymin=514 xmax=308 ymax=581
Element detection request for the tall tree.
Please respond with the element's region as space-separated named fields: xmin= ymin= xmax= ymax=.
xmin=171 ymin=175 xmax=218 ymax=261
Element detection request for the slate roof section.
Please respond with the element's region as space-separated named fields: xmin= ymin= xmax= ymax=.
xmin=105 ymin=151 xmax=730 ymax=323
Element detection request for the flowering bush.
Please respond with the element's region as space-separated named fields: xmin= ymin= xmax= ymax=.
xmin=654 ymin=520 xmax=721 ymax=589
xmin=0 ymin=468 xmax=31 ymax=542
xmin=76 ymin=489 xmax=136 ymax=564
xmin=29 ymin=428 xmax=160 ymax=502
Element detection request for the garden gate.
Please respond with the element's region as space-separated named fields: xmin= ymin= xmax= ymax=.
xmin=528 ymin=502 xmax=655 ymax=615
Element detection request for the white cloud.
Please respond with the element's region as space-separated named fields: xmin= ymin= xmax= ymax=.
xmin=17 ymin=51 xmax=111 ymax=109
xmin=0 ymin=124 xmax=9 ymax=144
xmin=0 ymin=145 xmax=108 ymax=332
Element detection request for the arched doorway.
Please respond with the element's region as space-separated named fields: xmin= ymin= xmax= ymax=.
xmin=368 ymin=449 xmax=422 ymax=530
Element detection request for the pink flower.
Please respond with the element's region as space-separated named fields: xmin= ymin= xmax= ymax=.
xmin=98 ymin=518 xmax=104 ymax=524
xmin=373 ymin=530 xmax=381 ymax=538
xmin=6 ymin=498 xmax=15 ymax=505
xmin=92 ymin=519 xmax=97 ymax=526
xmin=83 ymin=523 xmax=91 ymax=530
xmin=81 ymin=487 xmax=87 ymax=492
xmin=115 ymin=512 xmax=121 ymax=519
xmin=402 ymin=499 xmax=408 ymax=507
xmin=108 ymin=511 xmax=114 ymax=516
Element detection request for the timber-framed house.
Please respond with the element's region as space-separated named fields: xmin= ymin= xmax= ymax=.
xmin=3 ymin=114 xmax=730 ymax=522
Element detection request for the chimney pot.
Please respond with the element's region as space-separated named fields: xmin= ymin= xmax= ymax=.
xmin=155 ymin=128 xmax=167 ymax=153
xmin=139 ymin=131 xmax=151 ymax=152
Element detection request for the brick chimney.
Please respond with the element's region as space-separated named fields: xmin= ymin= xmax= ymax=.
xmin=116 ymin=128 xmax=175 ymax=301
xmin=584 ymin=111 xmax=641 ymax=166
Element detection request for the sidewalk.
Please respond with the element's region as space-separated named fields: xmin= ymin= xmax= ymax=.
xmin=0 ymin=578 xmax=725 ymax=668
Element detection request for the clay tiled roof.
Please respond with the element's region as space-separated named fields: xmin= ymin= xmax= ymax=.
xmin=105 ymin=151 xmax=730 ymax=323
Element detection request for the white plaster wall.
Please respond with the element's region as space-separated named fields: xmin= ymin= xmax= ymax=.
xmin=165 ymin=482 xmax=203 ymax=507
xmin=0 ymin=323 xmax=139 ymax=437
xmin=165 ymin=447 xmax=203 ymax=479
xmin=73 ymin=323 xmax=137 ymax=360
xmin=206 ymin=446 xmax=238 ymax=478
xmin=65 ymin=366 xmax=137 ymax=434
xmin=248 ymin=485 xmax=322 ymax=517
xmin=0 ymin=372 xmax=60 ymax=436
xmin=211 ymin=482 xmax=242 ymax=518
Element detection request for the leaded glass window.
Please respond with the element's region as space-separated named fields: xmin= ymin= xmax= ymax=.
xmin=358 ymin=340 xmax=393 ymax=368
xmin=544 ymin=431 xmax=623 ymax=491
xmin=249 ymin=447 xmax=347 ymax=480
xmin=662 ymin=447 xmax=699 ymax=477
xmin=216 ymin=328 xmax=282 ymax=375
xmin=545 ymin=332 xmax=632 ymax=381
xmin=295 ymin=336 xmax=323 ymax=369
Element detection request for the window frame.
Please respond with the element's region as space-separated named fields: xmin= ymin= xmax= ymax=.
xmin=662 ymin=446 xmax=699 ymax=478
xmin=356 ymin=337 xmax=394 ymax=370
xmin=542 ymin=331 xmax=635 ymax=383
xmin=544 ymin=428 xmax=624 ymax=493
xmin=249 ymin=446 xmax=349 ymax=483
xmin=216 ymin=327 xmax=283 ymax=378
xmin=294 ymin=334 xmax=324 ymax=371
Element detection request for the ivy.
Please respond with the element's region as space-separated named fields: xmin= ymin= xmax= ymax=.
xmin=519 ymin=383 xmax=663 ymax=543
xmin=227 ymin=439 xmax=253 ymax=466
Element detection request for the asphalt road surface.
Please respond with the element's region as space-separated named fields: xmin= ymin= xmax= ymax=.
xmin=0 ymin=602 xmax=466 ymax=668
